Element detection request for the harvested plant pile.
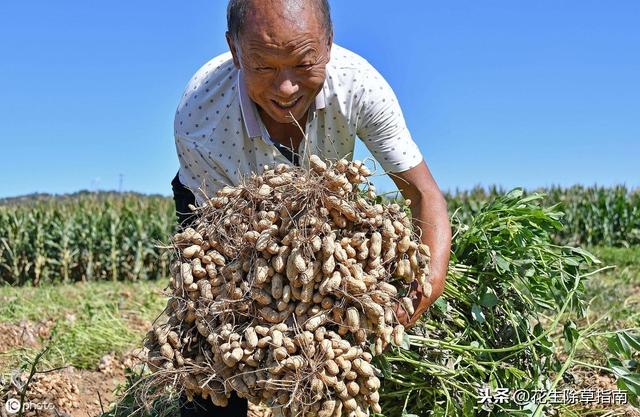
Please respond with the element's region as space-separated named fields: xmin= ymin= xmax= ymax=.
xmin=2 ymin=368 xmax=80 ymax=417
xmin=142 ymin=156 xmax=431 ymax=417
xmin=377 ymin=190 xmax=600 ymax=416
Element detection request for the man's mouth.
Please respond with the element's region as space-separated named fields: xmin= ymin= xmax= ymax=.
xmin=272 ymin=97 xmax=301 ymax=109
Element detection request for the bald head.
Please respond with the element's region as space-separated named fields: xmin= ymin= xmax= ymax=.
xmin=227 ymin=0 xmax=332 ymax=40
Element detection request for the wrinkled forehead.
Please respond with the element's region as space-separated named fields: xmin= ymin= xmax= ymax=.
xmin=238 ymin=0 xmax=327 ymax=46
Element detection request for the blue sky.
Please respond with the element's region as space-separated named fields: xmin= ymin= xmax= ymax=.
xmin=1 ymin=1 xmax=638 ymax=198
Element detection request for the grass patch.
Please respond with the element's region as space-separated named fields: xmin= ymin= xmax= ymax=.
xmin=590 ymin=246 xmax=640 ymax=269
xmin=0 ymin=280 xmax=166 ymax=323
xmin=583 ymin=247 xmax=640 ymax=329
xmin=554 ymin=247 xmax=640 ymax=415
xmin=0 ymin=280 xmax=166 ymax=373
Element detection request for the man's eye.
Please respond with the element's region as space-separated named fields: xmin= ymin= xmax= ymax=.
xmin=297 ymin=63 xmax=313 ymax=69
xmin=255 ymin=67 xmax=274 ymax=72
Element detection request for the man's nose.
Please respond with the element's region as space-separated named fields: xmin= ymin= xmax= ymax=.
xmin=274 ymin=69 xmax=299 ymax=97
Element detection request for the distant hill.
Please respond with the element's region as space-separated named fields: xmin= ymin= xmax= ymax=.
xmin=0 ymin=190 xmax=171 ymax=206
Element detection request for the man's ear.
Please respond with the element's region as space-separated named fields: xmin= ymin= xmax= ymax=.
xmin=226 ymin=31 xmax=241 ymax=69
xmin=326 ymin=32 xmax=333 ymax=62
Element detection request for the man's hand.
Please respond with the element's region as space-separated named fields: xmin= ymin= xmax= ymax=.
xmin=390 ymin=160 xmax=451 ymax=329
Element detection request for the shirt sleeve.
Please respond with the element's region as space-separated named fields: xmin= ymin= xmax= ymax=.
xmin=355 ymin=65 xmax=423 ymax=173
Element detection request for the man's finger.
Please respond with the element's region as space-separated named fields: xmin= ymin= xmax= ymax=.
xmin=395 ymin=304 xmax=411 ymax=327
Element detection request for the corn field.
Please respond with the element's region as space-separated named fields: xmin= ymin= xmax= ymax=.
xmin=0 ymin=193 xmax=175 ymax=285
xmin=1 ymin=186 xmax=638 ymax=285
xmin=446 ymin=185 xmax=640 ymax=247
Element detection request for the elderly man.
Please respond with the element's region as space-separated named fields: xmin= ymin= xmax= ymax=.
xmin=173 ymin=0 xmax=451 ymax=415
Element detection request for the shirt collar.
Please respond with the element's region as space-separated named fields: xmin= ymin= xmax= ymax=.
xmin=238 ymin=69 xmax=326 ymax=139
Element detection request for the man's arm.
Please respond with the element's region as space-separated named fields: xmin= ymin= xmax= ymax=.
xmin=344 ymin=55 xmax=450 ymax=325
xmin=390 ymin=159 xmax=451 ymax=328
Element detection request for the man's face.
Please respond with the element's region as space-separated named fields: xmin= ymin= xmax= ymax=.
xmin=227 ymin=0 xmax=332 ymax=125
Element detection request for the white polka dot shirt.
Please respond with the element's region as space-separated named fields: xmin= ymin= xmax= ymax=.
xmin=174 ymin=44 xmax=423 ymax=203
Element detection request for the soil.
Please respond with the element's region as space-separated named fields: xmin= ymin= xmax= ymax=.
xmin=558 ymin=366 xmax=640 ymax=417
xmin=0 ymin=320 xmax=52 ymax=351
xmin=0 ymin=317 xmax=272 ymax=417
xmin=0 ymin=320 xmax=54 ymax=371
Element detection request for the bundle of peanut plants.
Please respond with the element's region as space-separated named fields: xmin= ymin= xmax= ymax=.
xmin=140 ymin=155 xmax=431 ymax=417
xmin=377 ymin=189 xmax=601 ymax=416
